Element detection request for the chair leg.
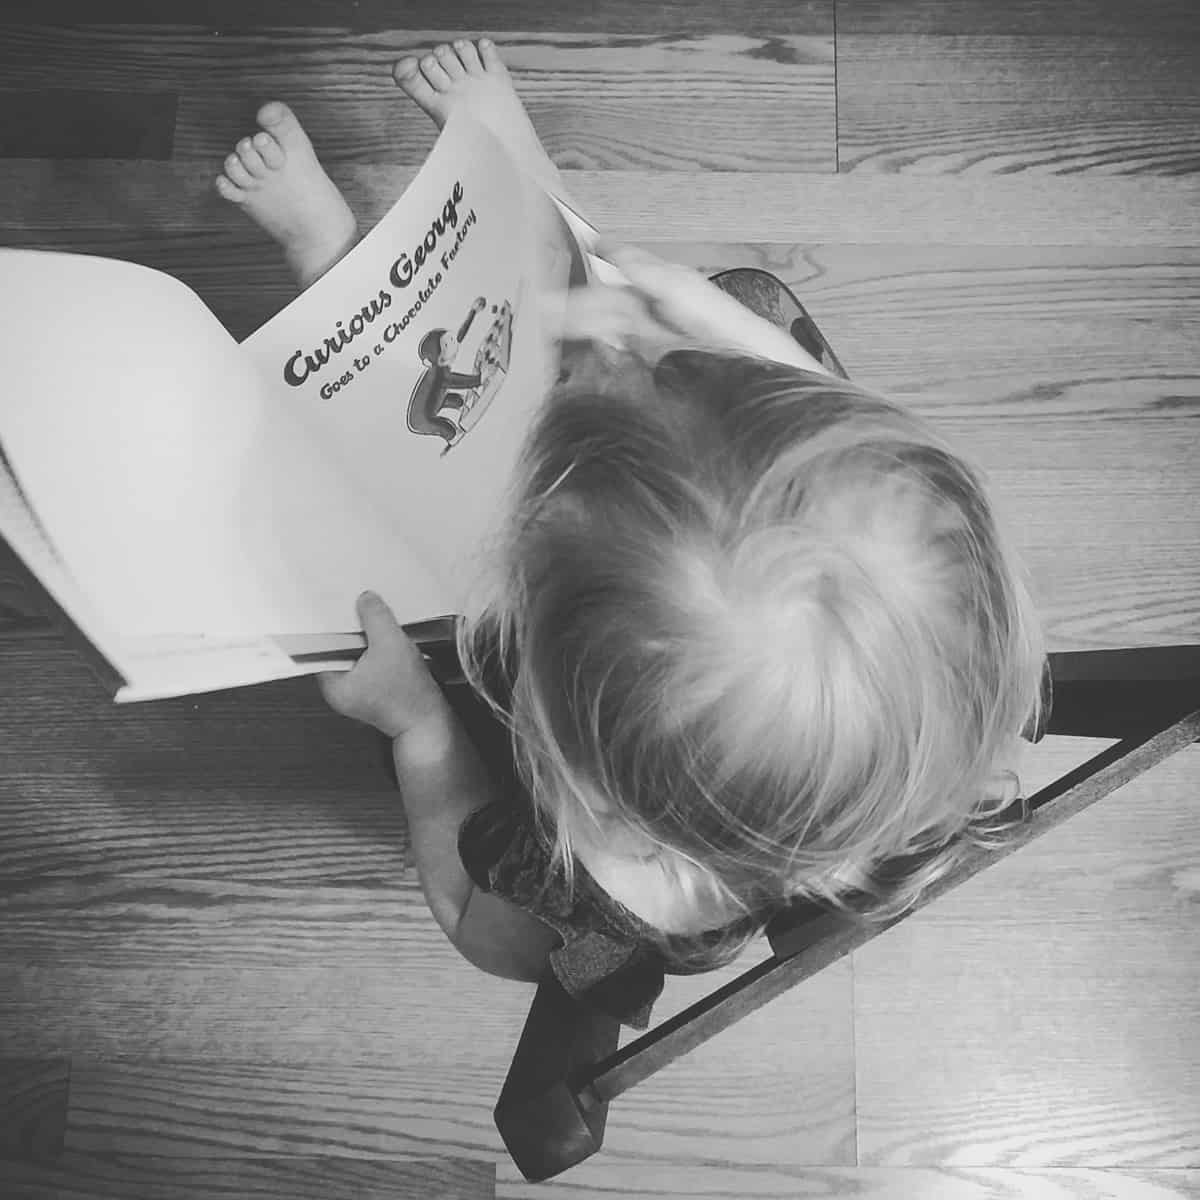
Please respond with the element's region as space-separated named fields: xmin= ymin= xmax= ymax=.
xmin=493 ymin=971 xmax=620 ymax=1182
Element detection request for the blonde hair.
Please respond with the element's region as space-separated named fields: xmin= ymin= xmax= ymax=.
xmin=457 ymin=347 xmax=1047 ymax=970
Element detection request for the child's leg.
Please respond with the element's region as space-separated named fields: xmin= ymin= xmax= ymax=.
xmin=215 ymin=102 xmax=358 ymax=291
xmin=391 ymin=38 xmax=582 ymax=216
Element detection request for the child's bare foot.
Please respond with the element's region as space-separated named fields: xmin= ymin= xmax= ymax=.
xmin=215 ymin=102 xmax=358 ymax=290
xmin=392 ymin=39 xmax=569 ymax=202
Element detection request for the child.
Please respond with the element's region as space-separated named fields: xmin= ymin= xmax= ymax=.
xmin=217 ymin=39 xmax=1048 ymax=1029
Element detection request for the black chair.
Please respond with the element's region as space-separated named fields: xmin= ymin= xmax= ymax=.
xmin=414 ymin=270 xmax=1200 ymax=1181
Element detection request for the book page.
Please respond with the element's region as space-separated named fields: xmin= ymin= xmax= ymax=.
xmin=0 ymin=438 xmax=325 ymax=700
xmin=240 ymin=110 xmax=583 ymax=609
xmin=0 ymin=247 xmax=446 ymax=640
xmin=0 ymin=438 xmax=125 ymax=675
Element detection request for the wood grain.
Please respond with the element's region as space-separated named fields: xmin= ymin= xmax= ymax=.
xmin=1 ymin=1154 xmax=493 ymax=1200
xmin=60 ymin=1061 xmax=511 ymax=1159
xmin=0 ymin=10 xmax=1198 ymax=1195
xmin=838 ymin=0 xmax=1200 ymax=37
xmin=0 ymin=641 xmax=410 ymax=887
xmin=839 ymin=36 xmax=1200 ymax=177
xmin=0 ymin=1 xmax=830 ymax=35
xmin=855 ymin=737 xmax=1200 ymax=1168
xmin=0 ymin=1060 xmax=68 ymax=1162
xmin=4 ymin=164 xmax=1197 ymax=246
xmin=0 ymin=90 xmax=177 ymax=159
xmin=0 ymin=970 xmax=854 ymax=1172
xmin=491 ymin=1164 xmax=1200 ymax=1198
xmin=0 ymin=29 xmax=834 ymax=173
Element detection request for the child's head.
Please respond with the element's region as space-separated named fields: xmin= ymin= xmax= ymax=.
xmin=458 ymin=346 xmax=1046 ymax=958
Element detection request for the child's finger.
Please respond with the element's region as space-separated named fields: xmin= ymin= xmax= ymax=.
xmin=356 ymin=590 xmax=401 ymax=637
xmin=356 ymin=591 xmax=430 ymax=672
xmin=316 ymin=668 xmax=352 ymax=713
xmin=355 ymin=592 xmax=412 ymax=662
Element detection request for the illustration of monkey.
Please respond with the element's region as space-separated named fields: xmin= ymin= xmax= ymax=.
xmin=406 ymin=297 xmax=488 ymax=450
xmin=407 ymin=295 xmax=513 ymax=454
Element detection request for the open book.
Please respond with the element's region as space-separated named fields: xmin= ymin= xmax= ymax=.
xmin=0 ymin=111 xmax=623 ymax=702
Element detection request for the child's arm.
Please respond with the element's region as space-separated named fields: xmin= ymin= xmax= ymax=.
xmin=320 ymin=592 xmax=560 ymax=981
xmin=558 ymin=240 xmax=838 ymax=377
xmin=390 ymin=702 xmax=561 ymax=981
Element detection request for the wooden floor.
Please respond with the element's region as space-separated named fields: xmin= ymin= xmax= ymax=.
xmin=2 ymin=2 xmax=1199 ymax=1197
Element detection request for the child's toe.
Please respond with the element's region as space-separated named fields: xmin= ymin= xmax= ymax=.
xmin=452 ymin=39 xmax=483 ymax=74
xmin=214 ymin=174 xmax=247 ymax=203
xmin=434 ymin=42 xmax=466 ymax=80
xmin=253 ymin=129 xmax=286 ymax=169
xmin=223 ymin=152 xmax=255 ymax=189
xmin=477 ymin=37 xmax=506 ymax=74
xmin=392 ymin=57 xmax=442 ymax=107
xmin=419 ymin=53 xmax=453 ymax=90
xmin=236 ymin=137 xmax=268 ymax=177
xmin=255 ymin=100 xmax=308 ymax=154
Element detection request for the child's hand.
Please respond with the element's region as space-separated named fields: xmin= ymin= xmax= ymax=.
xmin=544 ymin=241 xmax=708 ymax=354
xmin=547 ymin=240 xmax=823 ymax=372
xmin=317 ymin=591 xmax=447 ymax=740
xmin=595 ymin=240 xmax=750 ymax=345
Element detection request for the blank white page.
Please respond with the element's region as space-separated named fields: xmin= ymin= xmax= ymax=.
xmin=0 ymin=249 xmax=444 ymax=638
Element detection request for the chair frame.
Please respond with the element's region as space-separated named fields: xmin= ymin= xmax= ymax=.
xmin=494 ymin=652 xmax=1200 ymax=1179
xmin=430 ymin=271 xmax=1200 ymax=1180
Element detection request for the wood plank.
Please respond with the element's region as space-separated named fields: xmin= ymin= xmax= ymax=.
xmin=854 ymin=736 xmax=1200 ymax=1166
xmin=177 ymin=90 xmax=831 ymax=174
xmin=838 ymin=0 xmax=1200 ymax=37
xmin=0 ymin=29 xmax=834 ymax=173
xmin=839 ymin=36 xmax=1200 ymax=176
xmin=0 ymin=29 xmax=831 ymax=110
xmin=0 ymin=964 xmax=854 ymax=1171
xmin=0 ymin=871 xmax=451 ymax=972
xmin=0 ymin=967 xmax=852 ymax=1171
xmin=61 ymin=1061 xmax=507 ymax=1160
xmin=640 ymin=242 xmax=1200 ymax=396
xmin=3 ymin=165 xmax=1197 ymax=246
xmin=0 ymin=2 xmax=829 ymax=34
xmin=492 ymin=1163 xmax=1200 ymax=1198
xmin=0 ymin=956 xmax=536 ymax=1066
xmin=0 ymin=1059 xmax=68 ymax=1162
xmin=0 ymin=1154 xmax=492 ymax=1200
xmin=0 ymin=639 xmax=414 ymax=889
xmin=0 ymin=90 xmax=176 ymax=159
